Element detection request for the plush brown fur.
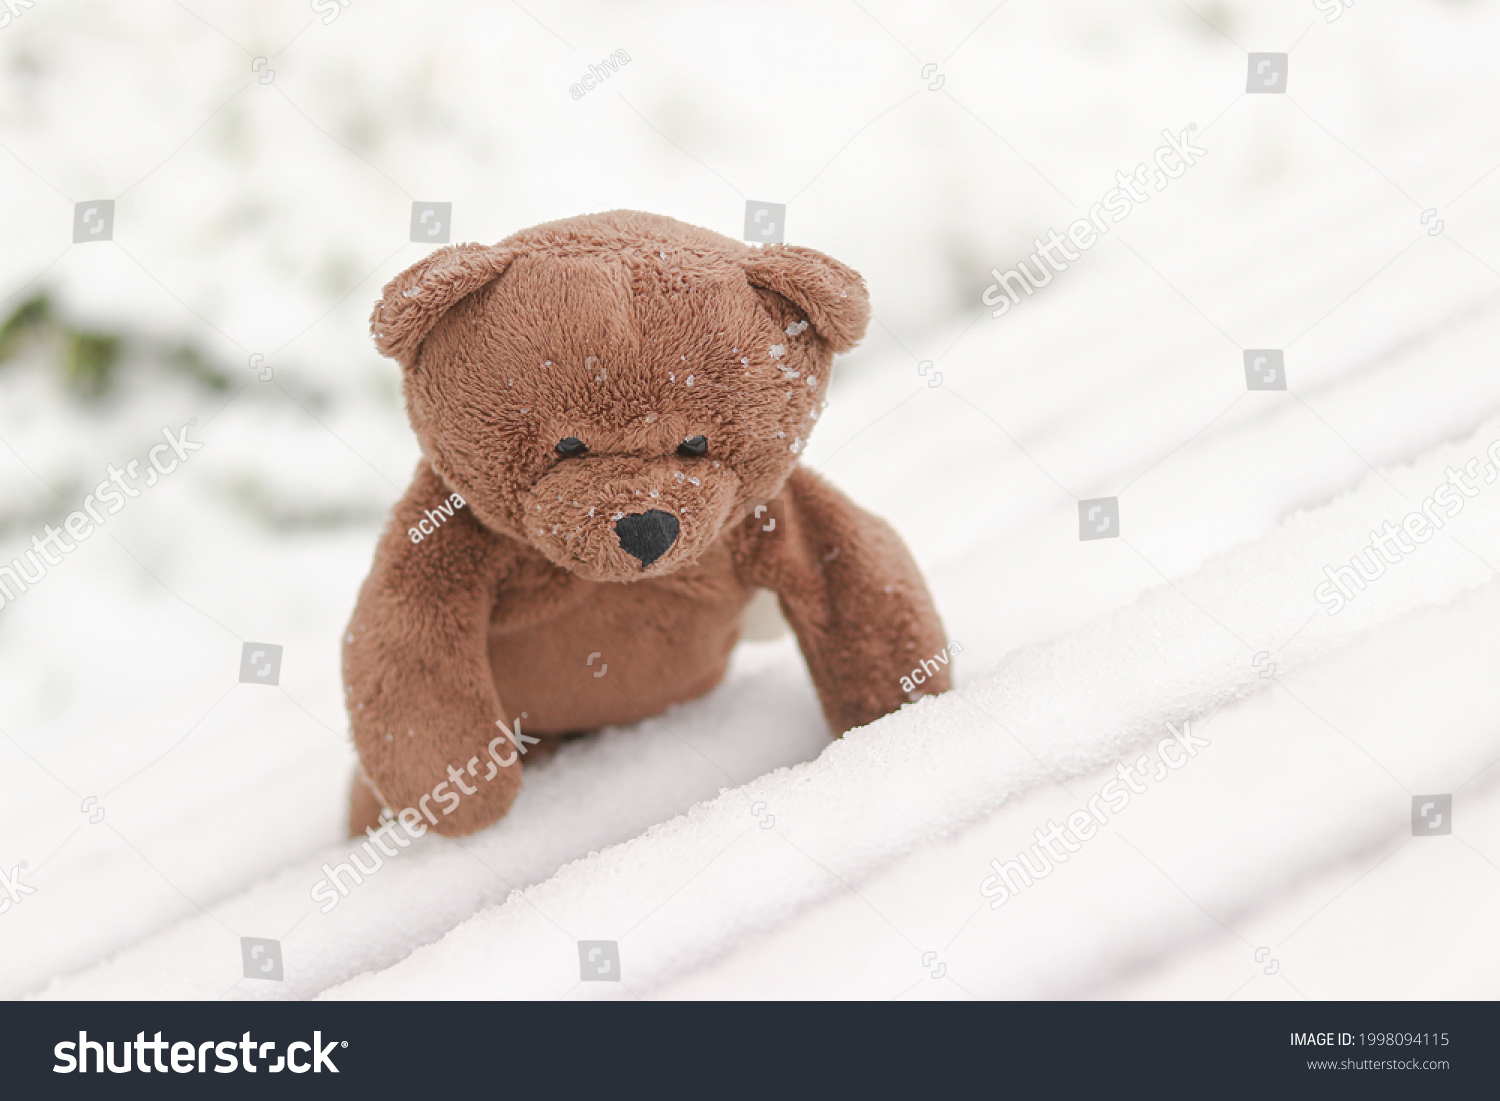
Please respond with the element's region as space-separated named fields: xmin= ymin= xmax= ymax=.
xmin=343 ymin=211 xmax=949 ymax=838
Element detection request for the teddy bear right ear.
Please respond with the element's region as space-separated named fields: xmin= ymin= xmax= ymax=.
xmin=369 ymin=243 xmax=518 ymax=369
xmin=740 ymin=244 xmax=871 ymax=354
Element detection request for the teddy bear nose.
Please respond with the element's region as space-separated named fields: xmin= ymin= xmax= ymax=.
xmin=615 ymin=509 xmax=679 ymax=568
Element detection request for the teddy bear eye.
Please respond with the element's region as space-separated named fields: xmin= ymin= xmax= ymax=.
xmin=677 ymin=436 xmax=708 ymax=458
xmin=555 ymin=437 xmax=588 ymax=457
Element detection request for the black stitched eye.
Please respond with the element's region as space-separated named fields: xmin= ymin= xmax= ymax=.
xmin=555 ymin=437 xmax=588 ymax=457
xmin=678 ymin=435 xmax=708 ymax=458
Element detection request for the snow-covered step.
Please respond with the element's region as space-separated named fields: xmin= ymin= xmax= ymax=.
xmin=316 ymin=413 xmax=1500 ymax=999
xmin=658 ymin=581 xmax=1500 ymax=999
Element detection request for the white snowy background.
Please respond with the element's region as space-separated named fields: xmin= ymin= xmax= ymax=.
xmin=2 ymin=0 xmax=1499 ymax=1000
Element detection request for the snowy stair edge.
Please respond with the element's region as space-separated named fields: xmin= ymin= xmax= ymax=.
xmin=319 ymin=412 xmax=1500 ymax=998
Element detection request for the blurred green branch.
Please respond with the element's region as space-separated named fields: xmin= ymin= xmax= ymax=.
xmin=0 ymin=292 xmax=234 ymax=399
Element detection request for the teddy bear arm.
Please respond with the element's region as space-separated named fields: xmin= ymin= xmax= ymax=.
xmin=343 ymin=466 xmax=523 ymax=837
xmin=737 ymin=466 xmax=951 ymax=733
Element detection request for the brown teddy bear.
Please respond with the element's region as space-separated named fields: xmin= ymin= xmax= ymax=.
xmin=342 ymin=210 xmax=950 ymax=838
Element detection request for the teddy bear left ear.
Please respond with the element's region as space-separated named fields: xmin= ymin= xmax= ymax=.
xmin=370 ymin=243 xmax=519 ymax=369
xmin=740 ymin=245 xmax=871 ymax=354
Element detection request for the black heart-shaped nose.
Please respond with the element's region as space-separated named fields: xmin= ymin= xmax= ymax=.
xmin=615 ymin=509 xmax=679 ymax=568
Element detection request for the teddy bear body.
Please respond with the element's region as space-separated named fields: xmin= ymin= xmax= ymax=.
xmin=484 ymin=526 xmax=751 ymax=733
xmin=343 ymin=211 xmax=950 ymax=837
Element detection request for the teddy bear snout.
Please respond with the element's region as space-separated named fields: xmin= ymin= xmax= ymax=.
xmin=615 ymin=509 xmax=680 ymax=568
xmin=521 ymin=451 xmax=742 ymax=581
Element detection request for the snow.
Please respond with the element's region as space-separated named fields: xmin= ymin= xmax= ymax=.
xmin=662 ymin=580 xmax=1500 ymax=1000
xmin=3 ymin=0 xmax=1500 ymax=1000
xmin=314 ymin=414 xmax=1500 ymax=1000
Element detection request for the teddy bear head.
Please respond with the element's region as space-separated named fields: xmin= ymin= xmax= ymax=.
xmin=370 ymin=210 xmax=870 ymax=582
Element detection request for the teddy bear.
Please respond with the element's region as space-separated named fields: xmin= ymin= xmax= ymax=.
xmin=342 ymin=210 xmax=950 ymax=838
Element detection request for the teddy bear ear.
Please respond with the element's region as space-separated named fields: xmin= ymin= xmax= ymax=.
xmin=369 ymin=243 xmax=518 ymax=369
xmin=740 ymin=245 xmax=871 ymax=354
